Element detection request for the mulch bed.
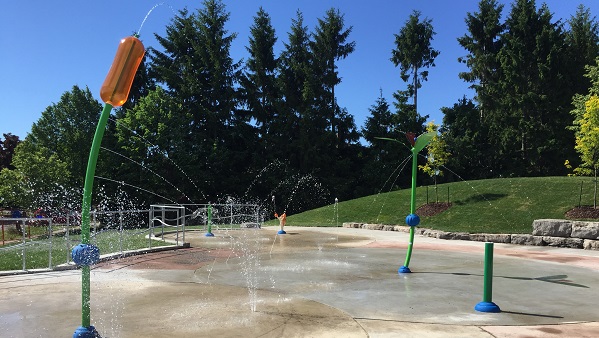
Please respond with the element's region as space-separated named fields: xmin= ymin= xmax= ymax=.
xmin=416 ymin=202 xmax=452 ymax=217
xmin=565 ymin=206 xmax=599 ymax=220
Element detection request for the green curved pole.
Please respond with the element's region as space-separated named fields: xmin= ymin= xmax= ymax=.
xmin=207 ymin=203 xmax=212 ymax=233
xmin=402 ymin=149 xmax=418 ymax=268
xmin=400 ymin=131 xmax=435 ymax=273
xmin=80 ymin=103 xmax=113 ymax=328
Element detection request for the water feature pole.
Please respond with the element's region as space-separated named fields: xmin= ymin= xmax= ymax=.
xmin=72 ymin=34 xmax=145 ymax=338
xmin=334 ymin=197 xmax=339 ymax=227
xmin=398 ymin=132 xmax=435 ymax=274
xmin=474 ymin=242 xmax=501 ymax=312
xmin=205 ymin=203 xmax=214 ymax=237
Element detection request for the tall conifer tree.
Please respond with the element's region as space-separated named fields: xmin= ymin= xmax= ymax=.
xmin=391 ymin=10 xmax=440 ymax=114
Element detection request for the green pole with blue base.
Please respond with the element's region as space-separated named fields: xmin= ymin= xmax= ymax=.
xmin=398 ymin=147 xmax=420 ymax=273
xmin=205 ymin=203 xmax=214 ymax=237
xmin=475 ymin=242 xmax=501 ymax=312
xmin=72 ymin=33 xmax=145 ymax=338
xmin=72 ymin=104 xmax=112 ymax=338
xmin=394 ymin=131 xmax=435 ymax=274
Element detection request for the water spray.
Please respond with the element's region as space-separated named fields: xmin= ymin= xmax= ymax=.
xmin=73 ymin=33 xmax=145 ymax=338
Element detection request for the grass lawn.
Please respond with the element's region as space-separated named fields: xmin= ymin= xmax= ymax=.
xmin=0 ymin=228 xmax=170 ymax=271
xmin=3 ymin=176 xmax=594 ymax=270
xmin=282 ymin=176 xmax=595 ymax=234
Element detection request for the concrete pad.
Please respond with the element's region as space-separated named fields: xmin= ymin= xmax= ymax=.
xmin=356 ymin=320 xmax=494 ymax=338
xmin=1 ymin=226 xmax=598 ymax=337
xmin=482 ymin=322 xmax=599 ymax=338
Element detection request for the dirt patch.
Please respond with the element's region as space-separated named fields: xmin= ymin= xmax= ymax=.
xmin=565 ymin=206 xmax=599 ymax=220
xmin=416 ymin=202 xmax=452 ymax=217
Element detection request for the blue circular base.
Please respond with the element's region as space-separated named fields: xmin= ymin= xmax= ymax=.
xmin=73 ymin=325 xmax=100 ymax=338
xmin=474 ymin=301 xmax=501 ymax=313
xmin=277 ymin=230 xmax=286 ymax=235
xmin=398 ymin=266 xmax=411 ymax=274
xmin=205 ymin=232 xmax=214 ymax=237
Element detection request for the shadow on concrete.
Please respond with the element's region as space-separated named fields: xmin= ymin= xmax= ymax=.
xmin=418 ymin=271 xmax=589 ymax=288
xmin=500 ymin=310 xmax=564 ymax=319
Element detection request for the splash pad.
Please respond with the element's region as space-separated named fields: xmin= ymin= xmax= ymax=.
xmin=2 ymin=226 xmax=599 ymax=337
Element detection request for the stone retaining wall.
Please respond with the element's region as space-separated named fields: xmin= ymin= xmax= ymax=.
xmin=343 ymin=219 xmax=599 ymax=250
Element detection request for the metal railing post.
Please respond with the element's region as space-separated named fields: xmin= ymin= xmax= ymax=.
xmin=22 ymin=220 xmax=26 ymax=271
xmin=48 ymin=220 xmax=53 ymax=269
xmin=119 ymin=209 xmax=124 ymax=255
xmin=66 ymin=214 xmax=71 ymax=264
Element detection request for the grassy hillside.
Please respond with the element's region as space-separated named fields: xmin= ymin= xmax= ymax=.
xmin=281 ymin=177 xmax=596 ymax=234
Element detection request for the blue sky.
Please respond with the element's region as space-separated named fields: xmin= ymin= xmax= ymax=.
xmin=1 ymin=0 xmax=598 ymax=140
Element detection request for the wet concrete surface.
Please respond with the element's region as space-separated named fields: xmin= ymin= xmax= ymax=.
xmin=1 ymin=226 xmax=598 ymax=337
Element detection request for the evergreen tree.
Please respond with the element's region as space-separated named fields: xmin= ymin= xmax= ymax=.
xmin=149 ymin=0 xmax=249 ymax=200
xmin=457 ymin=0 xmax=505 ymax=118
xmin=311 ymin=8 xmax=356 ymax=137
xmin=566 ymin=5 xmax=599 ymax=97
xmin=387 ymin=89 xmax=428 ymax=189
xmin=362 ymin=91 xmax=399 ymax=147
xmin=391 ymin=10 xmax=440 ymax=113
xmin=278 ymin=10 xmax=319 ymax=173
xmin=441 ymin=97 xmax=493 ymax=179
xmin=494 ymin=0 xmax=571 ymax=176
xmin=391 ymin=89 xmax=428 ymax=136
xmin=361 ymin=91 xmax=406 ymax=194
xmin=241 ymin=7 xmax=280 ymax=168
xmin=310 ymin=8 xmax=360 ymax=198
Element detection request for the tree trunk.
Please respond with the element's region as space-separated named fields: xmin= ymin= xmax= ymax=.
xmin=413 ymin=65 xmax=418 ymax=113
xmin=331 ymin=61 xmax=336 ymax=138
xmin=434 ymin=175 xmax=438 ymax=203
xmin=594 ymin=167 xmax=597 ymax=209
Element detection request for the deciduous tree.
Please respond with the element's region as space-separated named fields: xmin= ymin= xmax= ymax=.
xmin=27 ymin=85 xmax=102 ymax=187
xmin=419 ymin=122 xmax=450 ymax=202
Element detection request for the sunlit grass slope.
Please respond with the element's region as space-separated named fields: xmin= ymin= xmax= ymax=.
xmin=283 ymin=177 xmax=594 ymax=234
